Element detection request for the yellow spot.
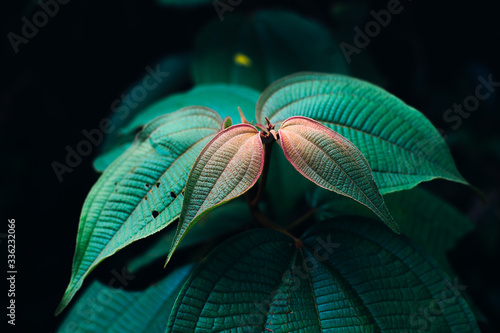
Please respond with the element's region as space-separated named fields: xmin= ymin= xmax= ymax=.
xmin=234 ymin=53 xmax=252 ymax=67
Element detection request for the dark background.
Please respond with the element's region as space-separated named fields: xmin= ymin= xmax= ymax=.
xmin=1 ymin=0 xmax=499 ymax=331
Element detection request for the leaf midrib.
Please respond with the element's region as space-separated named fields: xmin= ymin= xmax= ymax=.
xmin=282 ymin=129 xmax=386 ymax=222
xmin=72 ymin=132 xmax=216 ymax=294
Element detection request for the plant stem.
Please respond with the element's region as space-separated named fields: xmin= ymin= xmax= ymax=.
xmin=249 ymin=203 xmax=302 ymax=247
xmin=287 ymin=208 xmax=317 ymax=231
xmin=245 ymin=133 xmax=301 ymax=246
xmin=251 ymin=141 xmax=273 ymax=207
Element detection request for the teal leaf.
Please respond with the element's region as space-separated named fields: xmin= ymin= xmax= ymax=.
xmin=99 ymin=54 xmax=192 ymax=167
xmin=279 ymin=116 xmax=398 ymax=233
xmin=307 ymin=186 xmax=475 ymax=276
xmin=56 ymin=107 xmax=222 ymax=315
xmin=127 ymin=199 xmax=253 ymax=274
xmin=93 ymin=142 xmax=133 ymax=173
xmin=95 ymin=84 xmax=260 ymax=171
xmin=165 ymin=124 xmax=264 ymax=266
xmin=167 ymin=217 xmax=479 ymax=332
xmin=257 ymin=72 xmax=469 ymax=193
xmin=192 ymin=10 xmax=350 ymax=91
xmin=57 ymin=264 xmax=194 ymax=333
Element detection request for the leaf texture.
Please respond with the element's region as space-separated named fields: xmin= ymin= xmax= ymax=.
xmin=56 ymin=107 xmax=222 ymax=314
xmin=95 ymin=84 xmax=260 ymax=171
xmin=127 ymin=199 xmax=253 ymax=274
xmin=279 ymin=116 xmax=398 ymax=232
xmin=307 ymin=186 xmax=475 ymax=276
xmin=257 ymin=72 xmax=468 ymax=193
xmin=167 ymin=217 xmax=479 ymax=332
xmin=57 ymin=265 xmax=194 ymax=333
xmin=166 ymin=124 xmax=264 ymax=266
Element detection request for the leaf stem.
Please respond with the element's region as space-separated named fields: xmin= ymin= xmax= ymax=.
xmin=248 ymin=200 xmax=302 ymax=247
xmin=286 ymin=208 xmax=317 ymax=231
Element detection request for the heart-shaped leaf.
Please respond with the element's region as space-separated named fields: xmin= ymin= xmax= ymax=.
xmin=56 ymin=107 xmax=222 ymax=315
xmin=257 ymin=72 xmax=469 ymax=194
xmin=166 ymin=124 xmax=264 ymax=266
xmin=279 ymin=116 xmax=398 ymax=233
xmin=166 ymin=217 xmax=479 ymax=332
xmin=95 ymin=84 xmax=260 ymax=171
xmin=57 ymin=264 xmax=194 ymax=333
xmin=192 ymin=10 xmax=350 ymax=91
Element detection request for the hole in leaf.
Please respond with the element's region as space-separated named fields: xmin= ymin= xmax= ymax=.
xmin=156 ymin=182 xmax=161 ymax=188
xmin=152 ymin=210 xmax=159 ymax=218
xmin=145 ymin=183 xmax=150 ymax=188
xmin=170 ymin=191 xmax=177 ymax=199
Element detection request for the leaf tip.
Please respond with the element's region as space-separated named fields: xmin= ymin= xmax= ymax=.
xmin=55 ymin=292 xmax=71 ymax=316
xmin=238 ymin=107 xmax=250 ymax=124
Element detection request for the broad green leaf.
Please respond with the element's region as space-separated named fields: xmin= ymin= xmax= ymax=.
xmin=121 ymin=84 xmax=259 ymax=132
xmin=95 ymin=84 xmax=260 ymax=171
xmin=257 ymin=72 xmax=469 ymax=193
xmin=192 ymin=10 xmax=349 ymax=91
xmin=127 ymin=199 xmax=253 ymax=273
xmin=167 ymin=217 xmax=479 ymax=332
xmin=56 ymin=107 xmax=222 ymax=315
xmin=307 ymin=186 xmax=475 ymax=276
xmin=279 ymin=116 xmax=398 ymax=233
xmin=166 ymin=124 xmax=264 ymax=266
xmin=100 ymin=54 xmax=191 ymax=155
xmin=57 ymin=264 xmax=194 ymax=333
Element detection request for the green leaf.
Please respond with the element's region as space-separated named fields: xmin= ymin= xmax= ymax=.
xmin=307 ymin=186 xmax=475 ymax=276
xmin=279 ymin=116 xmax=398 ymax=233
xmin=57 ymin=264 xmax=194 ymax=333
xmin=93 ymin=142 xmax=133 ymax=173
xmin=99 ymin=54 xmax=192 ymax=163
xmin=257 ymin=72 xmax=469 ymax=193
xmin=127 ymin=199 xmax=253 ymax=274
xmin=166 ymin=124 xmax=264 ymax=266
xmin=56 ymin=107 xmax=222 ymax=315
xmin=166 ymin=217 xmax=479 ymax=332
xmin=192 ymin=10 xmax=350 ymax=91
xmin=95 ymin=84 xmax=260 ymax=171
